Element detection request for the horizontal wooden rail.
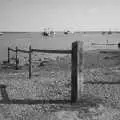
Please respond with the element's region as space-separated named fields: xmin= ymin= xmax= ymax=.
xmin=32 ymin=49 xmax=71 ymax=54
xmin=9 ymin=48 xmax=29 ymax=53
xmin=17 ymin=48 xmax=29 ymax=53
xmin=9 ymin=48 xmax=16 ymax=52
xmin=84 ymin=81 xmax=120 ymax=84
xmin=91 ymin=43 xmax=117 ymax=45
xmin=0 ymin=99 xmax=71 ymax=104
xmin=9 ymin=47 xmax=71 ymax=54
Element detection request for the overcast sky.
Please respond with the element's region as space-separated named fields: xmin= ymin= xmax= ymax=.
xmin=0 ymin=0 xmax=120 ymax=31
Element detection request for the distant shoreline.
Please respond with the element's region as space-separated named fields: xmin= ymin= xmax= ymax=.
xmin=1 ymin=31 xmax=120 ymax=33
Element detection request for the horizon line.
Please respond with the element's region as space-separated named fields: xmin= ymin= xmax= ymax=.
xmin=1 ymin=30 xmax=120 ymax=33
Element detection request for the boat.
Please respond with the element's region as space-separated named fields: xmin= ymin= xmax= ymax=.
xmin=42 ymin=28 xmax=56 ymax=37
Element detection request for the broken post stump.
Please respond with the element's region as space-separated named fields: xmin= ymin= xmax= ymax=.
xmin=0 ymin=84 xmax=9 ymax=101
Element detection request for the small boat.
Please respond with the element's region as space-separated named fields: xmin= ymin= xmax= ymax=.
xmin=64 ymin=30 xmax=70 ymax=35
xmin=42 ymin=28 xmax=56 ymax=37
xmin=64 ymin=30 xmax=74 ymax=35
xmin=42 ymin=31 xmax=49 ymax=36
xmin=49 ymin=30 xmax=56 ymax=36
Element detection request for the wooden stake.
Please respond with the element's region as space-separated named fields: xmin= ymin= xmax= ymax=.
xmin=16 ymin=46 xmax=18 ymax=70
xmin=8 ymin=47 xmax=10 ymax=63
xmin=29 ymin=45 xmax=32 ymax=79
xmin=71 ymin=41 xmax=83 ymax=104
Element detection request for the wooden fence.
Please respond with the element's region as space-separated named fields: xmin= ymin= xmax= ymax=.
xmin=2 ymin=40 xmax=119 ymax=104
xmin=7 ymin=41 xmax=83 ymax=104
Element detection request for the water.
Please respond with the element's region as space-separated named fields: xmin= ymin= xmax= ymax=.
xmin=0 ymin=31 xmax=120 ymax=61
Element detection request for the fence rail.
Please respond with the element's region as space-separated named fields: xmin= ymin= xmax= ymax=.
xmin=8 ymin=48 xmax=16 ymax=52
xmin=32 ymin=49 xmax=71 ymax=54
xmin=91 ymin=43 xmax=118 ymax=45
xmin=84 ymin=81 xmax=120 ymax=84
xmin=8 ymin=48 xmax=29 ymax=53
xmin=0 ymin=99 xmax=71 ymax=104
xmin=8 ymin=47 xmax=71 ymax=54
xmin=17 ymin=48 xmax=29 ymax=53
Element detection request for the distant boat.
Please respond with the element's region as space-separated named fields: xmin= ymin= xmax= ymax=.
xmin=42 ymin=28 xmax=56 ymax=37
xmin=42 ymin=31 xmax=49 ymax=36
xmin=64 ymin=30 xmax=74 ymax=35
xmin=64 ymin=30 xmax=70 ymax=35
xmin=49 ymin=30 xmax=56 ymax=36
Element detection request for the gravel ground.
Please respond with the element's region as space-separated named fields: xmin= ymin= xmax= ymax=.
xmin=0 ymin=50 xmax=120 ymax=119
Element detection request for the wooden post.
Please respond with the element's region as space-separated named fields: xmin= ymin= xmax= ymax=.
xmin=71 ymin=41 xmax=83 ymax=104
xmin=8 ymin=47 xmax=10 ymax=63
xmin=29 ymin=45 xmax=32 ymax=79
xmin=16 ymin=46 xmax=18 ymax=70
xmin=0 ymin=85 xmax=9 ymax=101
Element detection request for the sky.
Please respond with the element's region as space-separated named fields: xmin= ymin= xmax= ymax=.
xmin=0 ymin=0 xmax=120 ymax=31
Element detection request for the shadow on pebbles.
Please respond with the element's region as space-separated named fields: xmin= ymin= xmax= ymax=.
xmin=50 ymin=94 xmax=120 ymax=120
xmin=51 ymin=105 xmax=120 ymax=120
xmin=0 ymin=94 xmax=119 ymax=120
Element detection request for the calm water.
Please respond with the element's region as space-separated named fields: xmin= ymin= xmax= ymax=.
xmin=0 ymin=31 xmax=120 ymax=61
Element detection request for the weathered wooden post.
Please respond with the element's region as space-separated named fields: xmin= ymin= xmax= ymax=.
xmin=16 ymin=46 xmax=18 ymax=70
xmin=0 ymin=85 xmax=9 ymax=101
xmin=29 ymin=45 xmax=32 ymax=79
xmin=8 ymin=47 xmax=10 ymax=63
xmin=71 ymin=41 xmax=84 ymax=104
